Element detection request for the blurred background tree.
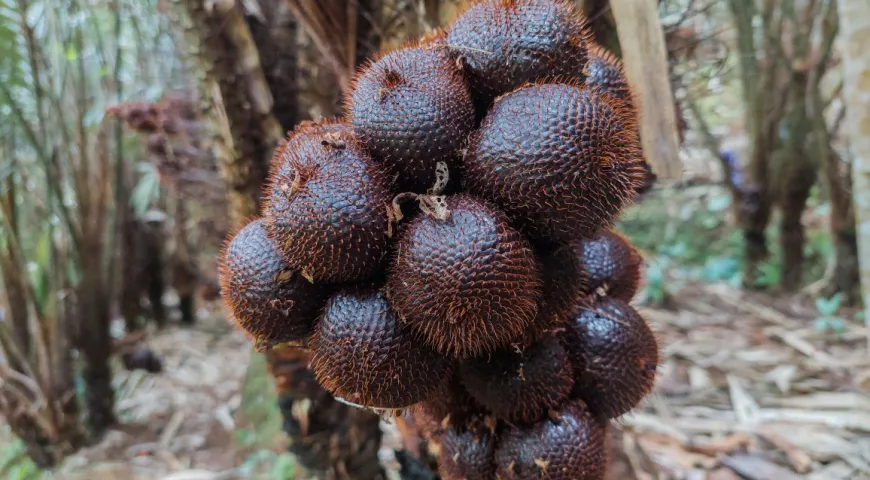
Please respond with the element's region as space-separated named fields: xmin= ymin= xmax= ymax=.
xmin=0 ymin=0 xmax=868 ymax=479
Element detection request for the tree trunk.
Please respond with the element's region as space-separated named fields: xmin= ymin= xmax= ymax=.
xmin=78 ymin=267 xmax=118 ymax=436
xmin=779 ymin=155 xmax=815 ymax=291
xmin=120 ymin=212 xmax=144 ymax=333
xmin=825 ymin=152 xmax=859 ymax=302
xmin=838 ymin=0 xmax=870 ymax=344
xmin=777 ymin=69 xmax=816 ymax=292
xmin=170 ymin=198 xmax=198 ymax=325
xmin=245 ymin=0 xmax=300 ymax=130
xmin=143 ymin=218 xmax=168 ymax=327
xmin=173 ymin=0 xmax=284 ymax=222
xmin=807 ymin=0 xmax=858 ymax=302
xmin=610 ymin=0 xmax=682 ymax=181
xmin=6 ymin=396 xmax=84 ymax=468
xmin=168 ymin=1 xmax=387 ymax=477
xmin=727 ymin=0 xmax=785 ymax=288
xmin=269 ymin=348 xmax=385 ymax=479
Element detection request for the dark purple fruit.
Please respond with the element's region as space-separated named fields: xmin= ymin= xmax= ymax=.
xmin=564 ymin=297 xmax=658 ymax=419
xmin=463 ymin=83 xmax=645 ymax=245
xmin=495 ymin=400 xmax=607 ymax=480
xmin=581 ymin=47 xmax=657 ymax=196
xmin=218 ymin=219 xmax=326 ymax=345
xmin=583 ymin=44 xmax=632 ymax=103
xmin=309 ymin=287 xmax=451 ymax=409
xmin=264 ymin=121 xmax=392 ymax=283
xmin=416 ymin=372 xmax=488 ymax=440
xmin=460 ymin=336 xmax=573 ymax=424
xmin=387 ymin=194 xmax=542 ymax=358
xmin=576 ymin=229 xmax=643 ymax=301
xmin=446 ymin=0 xmax=590 ymax=108
xmin=348 ymin=43 xmax=475 ymax=192
xmin=439 ymin=420 xmax=497 ymax=480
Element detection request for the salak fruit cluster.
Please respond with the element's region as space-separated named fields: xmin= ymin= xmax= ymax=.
xmin=218 ymin=1 xmax=659 ymax=479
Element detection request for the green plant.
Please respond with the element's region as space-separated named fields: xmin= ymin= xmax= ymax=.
xmin=0 ymin=439 xmax=41 ymax=480
xmin=642 ymin=256 xmax=674 ymax=307
xmin=814 ymin=293 xmax=846 ymax=333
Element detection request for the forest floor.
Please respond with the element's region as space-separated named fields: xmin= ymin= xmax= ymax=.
xmin=46 ymin=281 xmax=870 ymax=480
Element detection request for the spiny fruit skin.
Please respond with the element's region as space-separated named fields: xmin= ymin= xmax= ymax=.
xmin=459 ymin=336 xmax=573 ymax=424
xmin=218 ymin=219 xmax=326 ymax=344
xmin=348 ymin=44 xmax=475 ymax=192
xmin=439 ymin=421 xmax=497 ymax=480
xmin=446 ymin=0 xmax=590 ymax=108
xmin=463 ymin=83 xmax=645 ymax=245
xmin=495 ymin=400 xmax=607 ymax=480
xmin=416 ymin=372 xmax=489 ymax=440
xmin=537 ymin=244 xmax=587 ymax=330
xmin=564 ymin=297 xmax=658 ymax=419
xmin=576 ymin=229 xmax=643 ymax=301
xmin=309 ymin=286 xmax=451 ymax=409
xmin=583 ymin=45 xmax=631 ymax=103
xmin=265 ymin=122 xmax=392 ymax=283
xmin=539 ymin=229 xmax=642 ymax=321
xmin=387 ymin=194 xmax=542 ymax=358
xmin=581 ymin=47 xmax=657 ymax=196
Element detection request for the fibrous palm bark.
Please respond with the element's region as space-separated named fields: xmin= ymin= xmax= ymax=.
xmin=167 ymin=1 xmax=387 ymax=477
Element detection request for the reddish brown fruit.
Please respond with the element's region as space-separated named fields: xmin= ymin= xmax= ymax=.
xmin=309 ymin=286 xmax=451 ymax=409
xmin=576 ymin=229 xmax=643 ymax=301
xmin=463 ymin=83 xmax=645 ymax=245
xmin=348 ymin=43 xmax=475 ymax=192
xmin=446 ymin=0 xmax=591 ymax=108
xmin=583 ymin=44 xmax=632 ymax=103
xmin=387 ymin=195 xmax=542 ymax=358
xmin=495 ymin=400 xmax=608 ymax=480
xmin=416 ymin=372 xmax=489 ymax=441
xmin=439 ymin=420 xmax=497 ymax=480
xmin=581 ymin=46 xmax=657 ymax=195
xmin=459 ymin=336 xmax=573 ymax=424
xmin=539 ymin=229 xmax=642 ymax=324
xmin=264 ymin=121 xmax=392 ymax=283
xmin=218 ymin=219 xmax=326 ymax=345
xmin=536 ymin=244 xmax=587 ymax=331
xmin=564 ymin=298 xmax=658 ymax=419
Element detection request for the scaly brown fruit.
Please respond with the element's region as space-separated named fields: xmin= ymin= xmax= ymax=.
xmin=495 ymin=400 xmax=608 ymax=480
xmin=387 ymin=194 xmax=542 ymax=358
xmin=309 ymin=286 xmax=451 ymax=409
xmin=463 ymin=83 xmax=645 ymax=245
xmin=218 ymin=219 xmax=326 ymax=345
xmin=583 ymin=44 xmax=632 ymax=103
xmin=564 ymin=297 xmax=658 ymax=419
xmin=264 ymin=121 xmax=392 ymax=283
xmin=348 ymin=42 xmax=475 ymax=192
xmin=446 ymin=0 xmax=591 ymax=109
xmin=575 ymin=229 xmax=643 ymax=301
xmin=581 ymin=46 xmax=657 ymax=196
xmin=459 ymin=336 xmax=573 ymax=424
xmin=438 ymin=419 xmax=497 ymax=480
xmin=416 ymin=372 xmax=489 ymax=441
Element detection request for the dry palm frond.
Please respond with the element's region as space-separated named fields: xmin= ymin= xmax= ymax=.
xmin=284 ymin=0 xmax=360 ymax=90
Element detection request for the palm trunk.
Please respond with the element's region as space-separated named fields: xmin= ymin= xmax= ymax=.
xmin=838 ymin=0 xmax=870 ymax=345
xmin=172 ymin=0 xmax=283 ymax=222
xmin=270 ymin=348 xmax=385 ymax=479
xmin=779 ymin=159 xmax=814 ymax=291
xmin=167 ymin=1 xmax=387 ymax=477
xmin=826 ymin=155 xmax=859 ymax=302
xmin=778 ymin=69 xmax=815 ymax=292
xmin=78 ymin=267 xmax=118 ymax=435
